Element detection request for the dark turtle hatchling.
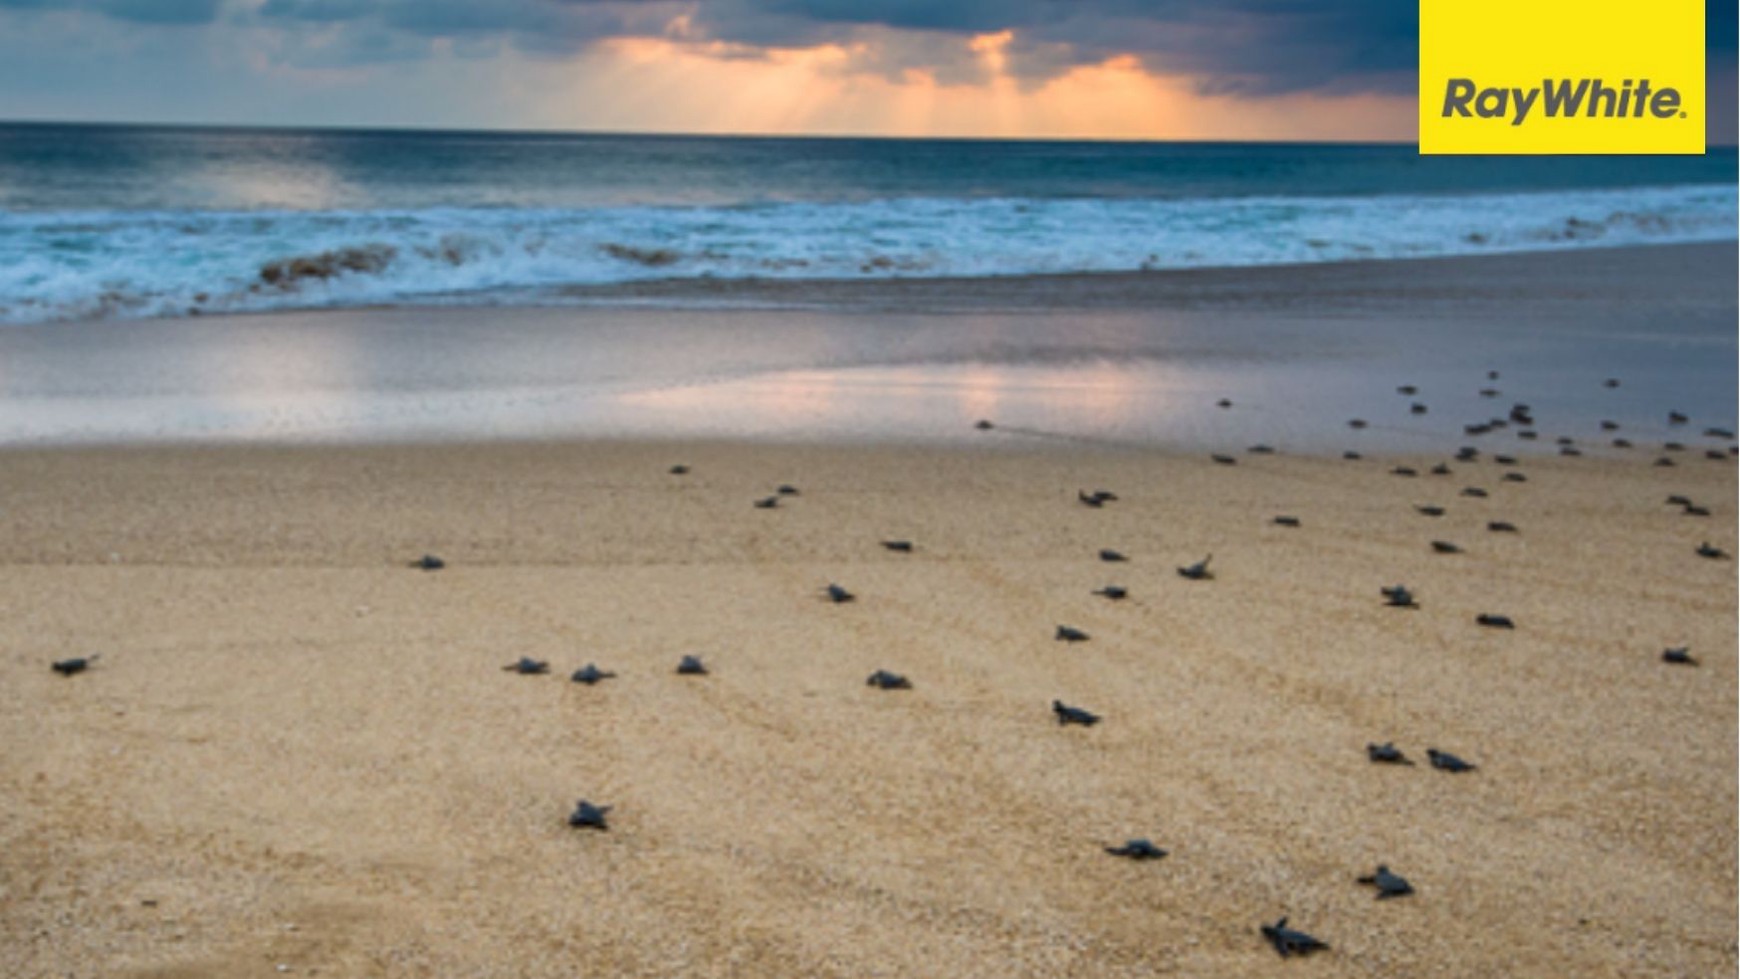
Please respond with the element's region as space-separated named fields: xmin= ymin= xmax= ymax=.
xmin=1261 ymin=918 xmax=1328 ymax=958
xmin=1105 ymin=839 xmax=1168 ymax=860
xmin=1052 ymin=700 xmax=1100 ymax=726
xmin=1427 ymin=748 xmax=1476 ymax=772
xmin=1357 ymin=865 xmax=1413 ymax=899
xmin=866 ymin=670 xmax=912 ymax=690
xmin=568 ymin=800 xmax=611 ymax=830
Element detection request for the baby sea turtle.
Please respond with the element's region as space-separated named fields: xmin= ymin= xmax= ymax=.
xmin=1705 ymin=426 xmax=1735 ymax=439
xmin=1465 ymin=424 xmax=1492 ymax=436
xmin=1211 ymin=454 xmax=1237 ymax=466
xmin=571 ymin=664 xmax=617 ymax=685
xmin=1105 ymin=839 xmax=1168 ymax=860
xmin=1397 ymin=385 xmax=1418 ymax=395
xmin=1217 ymin=398 xmax=1233 ymax=408
xmin=1603 ymin=377 xmax=1620 ymax=388
xmin=1411 ymin=403 xmax=1428 ymax=415
xmin=1053 ymin=700 xmax=1100 ymax=726
xmin=1668 ymin=411 xmax=1689 ymax=425
xmin=1248 ymin=444 xmax=1276 ymax=455
xmin=1348 ymin=419 xmax=1368 ymax=429
xmin=1078 ymin=490 xmax=1106 ymax=508
xmin=1476 ymin=613 xmax=1514 ymax=629
xmin=502 ymin=657 xmax=550 ymax=675
xmin=1343 ymin=451 xmax=1363 ymax=460
xmin=1683 ymin=504 xmax=1710 ymax=517
xmin=1427 ymin=748 xmax=1476 ymax=772
xmin=1493 ymin=454 xmax=1518 ymax=465
xmin=1381 ymin=585 xmax=1418 ymax=608
xmin=1666 ymin=494 xmax=1693 ymax=507
xmin=1478 ymin=387 xmax=1500 ymax=398
xmin=1517 ymin=429 xmax=1538 ymax=440
xmin=753 ymin=496 xmax=780 ymax=509
xmin=1561 ymin=446 xmax=1583 ymax=457
xmin=676 ymin=655 xmax=708 ymax=675
xmin=1456 ymin=446 xmax=1480 ymax=461
xmin=51 ymin=655 xmax=98 ymax=676
xmin=1273 ymin=516 xmax=1301 ymax=527
xmin=1099 ymin=549 xmax=1128 ymax=563
xmin=1502 ymin=472 xmax=1527 ymax=483
xmin=866 ymin=669 xmax=912 ymax=689
xmin=1092 ymin=585 xmax=1128 ymax=600
xmin=1487 ymin=521 xmax=1518 ymax=533
xmin=1612 ymin=438 xmax=1632 ymax=448
xmin=1487 ymin=369 xmax=1500 ymax=380
xmin=1261 ymin=918 xmax=1328 ymax=958
xmin=1367 ymin=741 xmax=1414 ymax=765
xmin=1430 ymin=540 xmax=1462 ymax=554
xmin=1055 ymin=625 xmax=1091 ymax=643
xmin=1661 ymin=647 xmax=1697 ymax=666
xmin=1599 ymin=420 xmax=1619 ymax=432
xmin=824 ymin=583 xmax=856 ymax=603
xmin=1177 ymin=555 xmax=1213 ymax=580
xmin=1415 ymin=505 xmax=1446 ymax=517
xmin=975 ymin=419 xmax=995 ymax=430
xmin=881 ymin=540 xmax=914 ymax=552
xmin=777 ymin=484 xmax=800 ymax=496
xmin=669 ymin=464 xmax=690 ymax=475
xmin=568 ymin=800 xmax=611 ymax=830
xmin=412 ymin=554 xmax=445 ymax=571
xmin=1358 ymin=865 xmax=1414 ymax=899
xmin=1391 ymin=466 xmax=1418 ymax=477
xmin=1696 ymin=542 xmax=1729 ymax=559
xmin=1461 ymin=487 xmax=1488 ymax=498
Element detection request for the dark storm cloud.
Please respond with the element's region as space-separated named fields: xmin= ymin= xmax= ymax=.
xmin=4 ymin=0 xmax=1733 ymax=99
xmin=0 ymin=0 xmax=218 ymax=23
xmin=624 ymin=0 xmax=1423 ymax=95
xmin=257 ymin=0 xmax=684 ymax=58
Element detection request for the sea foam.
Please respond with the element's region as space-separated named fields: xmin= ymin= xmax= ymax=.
xmin=0 ymin=183 xmax=1732 ymax=324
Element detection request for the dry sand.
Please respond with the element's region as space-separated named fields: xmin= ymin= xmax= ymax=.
xmin=0 ymin=439 xmax=1735 ymax=977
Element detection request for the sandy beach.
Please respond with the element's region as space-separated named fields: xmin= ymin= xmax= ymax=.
xmin=0 ymin=434 xmax=1734 ymax=977
xmin=0 ymin=242 xmax=1735 ymax=977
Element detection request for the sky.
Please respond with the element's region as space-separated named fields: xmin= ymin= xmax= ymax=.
xmin=0 ymin=0 xmax=1732 ymax=142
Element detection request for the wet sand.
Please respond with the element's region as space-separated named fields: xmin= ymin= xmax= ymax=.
xmin=1 ymin=438 xmax=1734 ymax=977
xmin=0 ymin=244 xmax=1733 ymax=449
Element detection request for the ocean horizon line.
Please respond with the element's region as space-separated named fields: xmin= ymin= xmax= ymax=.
xmin=0 ymin=116 xmax=1450 ymax=149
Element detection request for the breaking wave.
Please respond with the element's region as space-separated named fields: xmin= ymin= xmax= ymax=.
xmin=0 ymin=183 xmax=1732 ymax=323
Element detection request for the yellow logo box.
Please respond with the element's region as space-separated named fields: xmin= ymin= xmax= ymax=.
xmin=1419 ymin=0 xmax=1705 ymax=155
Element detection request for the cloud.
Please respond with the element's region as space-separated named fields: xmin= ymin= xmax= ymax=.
xmin=255 ymin=0 xmax=684 ymax=58
xmin=0 ymin=0 xmax=219 ymax=22
xmin=668 ymin=0 xmax=1422 ymax=95
xmin=3 ymin=0 xmax=1733 ymax=109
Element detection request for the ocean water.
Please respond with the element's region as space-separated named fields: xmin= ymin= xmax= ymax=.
xmin=0 ymin=123 xmax=1734 ymax=325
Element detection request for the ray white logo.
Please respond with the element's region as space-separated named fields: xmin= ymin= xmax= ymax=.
xmin=1418 ymin=0 xmax=1703 ymax=155
xmin=1441 ymin=78 xmax=1686 ymax=126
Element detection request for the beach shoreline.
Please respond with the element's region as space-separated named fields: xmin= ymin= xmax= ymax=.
xmin=0 ymin=243 xmax=1733 ymax=452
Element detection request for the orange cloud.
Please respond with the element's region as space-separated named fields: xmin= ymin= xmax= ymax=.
xmin=548 ymin=33 xmax=1413 ymax=141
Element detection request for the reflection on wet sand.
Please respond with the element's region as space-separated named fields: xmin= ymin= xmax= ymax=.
xmin=0 ymin=244 xmax=1732 ymax=449
xmin=615 ymin=362 xmax=1163 ymax=441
